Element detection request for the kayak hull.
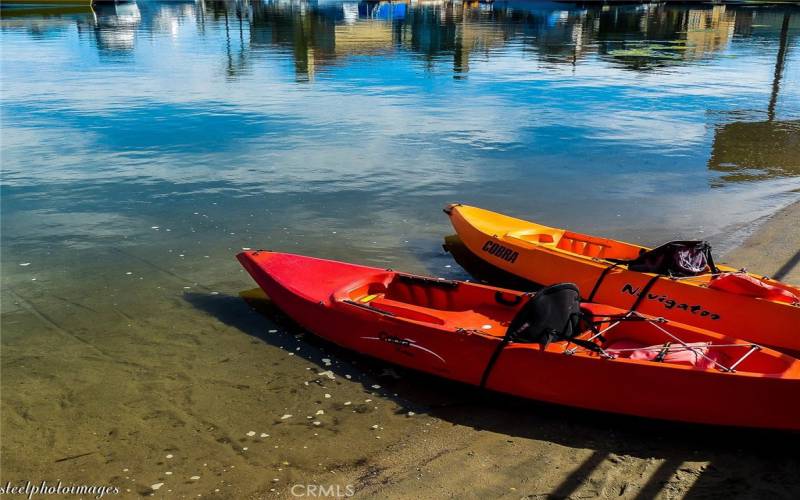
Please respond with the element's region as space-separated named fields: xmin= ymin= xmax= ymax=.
xmin=238 ymin=251 xmax=800 ymax=431
xmin=446 ymin=204 xmax=800 ymax=353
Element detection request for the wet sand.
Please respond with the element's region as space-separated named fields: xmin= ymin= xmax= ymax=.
xmin=722 ymin=200 xmax=800 ymax=283
xmin=1 ymin=204 xmax=799 ymax=499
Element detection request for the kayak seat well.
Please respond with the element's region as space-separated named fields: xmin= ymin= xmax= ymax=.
xmin=556 ymin=231 xmax=643 ymax=260
xmin=503 ymin=229 xmax=641 ymax=261
xmin=340 ymin=274 xmax=515 ymax=332
xmin=504 ymin=229 xmax=563 ymax=246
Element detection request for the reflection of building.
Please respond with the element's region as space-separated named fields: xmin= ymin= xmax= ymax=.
xmin=3 ymin=0 xmax=796 ymax=81
xmin=684 ymin=5 xmax=736 ymax=60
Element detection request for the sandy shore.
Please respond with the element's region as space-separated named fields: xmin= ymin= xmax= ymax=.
xmin=722 ymin=200 xmax=800 ymax=283
xmin=2 ymin=204 xmax=799 ymax=499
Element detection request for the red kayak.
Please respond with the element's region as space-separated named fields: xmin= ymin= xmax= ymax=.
xmin=237 ymin=251 xmax=800 ymax=430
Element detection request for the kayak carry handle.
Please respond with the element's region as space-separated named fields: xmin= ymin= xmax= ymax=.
xmin=495 ymin=292 xmax=523 ymax=307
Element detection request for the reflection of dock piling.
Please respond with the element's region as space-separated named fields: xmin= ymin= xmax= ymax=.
xmin=708 ymin=9 xmax=796 ymax=184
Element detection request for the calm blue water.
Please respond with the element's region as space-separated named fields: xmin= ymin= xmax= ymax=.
xmin=1 ymin=0 xmax=799 ymax=289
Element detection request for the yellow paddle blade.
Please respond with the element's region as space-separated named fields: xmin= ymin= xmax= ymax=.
xmin=239 ymin=287 xmax=270 ymax=302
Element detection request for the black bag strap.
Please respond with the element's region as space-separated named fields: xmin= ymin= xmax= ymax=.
xmin=630 ymin=274 xmax=660 ymax=313
xmin=479 ymin=337 xmax=512 ymax=389
xmin=705 ymin=246 xmax=719 ymax=274
xmin=587 ymin=263 xmax=619 ymax=302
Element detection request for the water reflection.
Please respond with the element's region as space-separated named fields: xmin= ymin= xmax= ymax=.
xmin=234 ymin=1 xmax=769 ymax=79
xmin=710 ymin=120 xmax=800 ymax=184
xmin=708 ymin=11 xmax=799 ymax=184
xmin=78 ymin=2 xmax=142 ymax=53
xmin=1 ymin=0 xmax=799 ymax=260
xmin=4 ymin=1 xmax=796 ymax=78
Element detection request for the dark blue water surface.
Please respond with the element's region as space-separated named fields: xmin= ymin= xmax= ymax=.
xmin=2 ymin=0 xmax=799 ymax=286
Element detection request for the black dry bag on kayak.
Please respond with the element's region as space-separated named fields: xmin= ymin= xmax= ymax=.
xmin=480 ymin=283 xmax=601 ymax=388
xmin=507 ymin=283 xmax=582 ymax=347
xmin=611 ymin=240 xmax=718 ymax=277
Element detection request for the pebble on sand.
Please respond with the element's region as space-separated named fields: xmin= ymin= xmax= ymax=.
xmin=316 ymin=410 xmax=324 ymax=415
xmin=281 ymin=414 xmax=292 ymax=420
xmin=260 ymin=433 xmax=269 ymax=438
xmin=371 ymin=425 xmax=379 ymax=430
xmin=324 ymin=393 xmax=331 ymax=398
xmin=246 ymin=431 xmax=256 ymax=436
xmin=165 ymin=472 xmax=172 ymax=475
xmin=313 ymin=421 xmax=321 ymax=426
xmin=344 ymin=401 xmax=352 ymax=406
xmin=166 ymin=454 xmax=173 ymax=459
xmin=151 ymin=483 xmax=164 ymax=491
xmin=190 ymin=476 xmax=200 ymax=480
xmin=317 ymin=371 xmax=335 ymax=380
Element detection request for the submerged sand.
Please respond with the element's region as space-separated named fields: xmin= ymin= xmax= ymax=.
xmin=1 ymin=203 xmax=799 ymax=499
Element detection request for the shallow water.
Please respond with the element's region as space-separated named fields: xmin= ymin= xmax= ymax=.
xmin=1 ymin=0 xmax=800 ymax=496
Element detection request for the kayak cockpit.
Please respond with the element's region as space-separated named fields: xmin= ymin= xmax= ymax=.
xmin=504 ymin=229 xmax=643 ymax=260
xmin=334 ymin=272 xmax=522 ymax=335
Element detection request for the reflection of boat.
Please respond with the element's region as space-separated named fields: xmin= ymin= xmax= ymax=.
xmin=359 ymin=1 xmax=406 ymax=21
xmin=79 ymin=1 xmax=141 ymax=51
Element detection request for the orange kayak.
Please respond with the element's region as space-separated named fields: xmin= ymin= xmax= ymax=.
xmin=238 ymin=251 xmax=800 ymax=430
xmin=445 ymin=204 xmax=800 ymax=353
